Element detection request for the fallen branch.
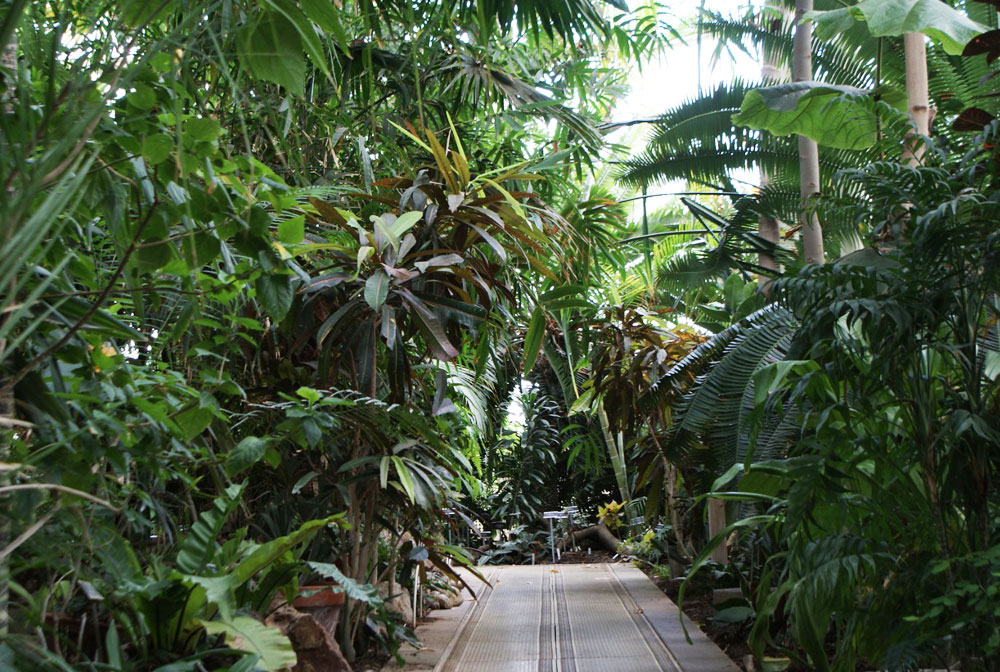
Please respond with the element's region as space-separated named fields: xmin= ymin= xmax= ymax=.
xmin=0 ymin=504 xmax=58 ymax=563
xmin=0 ymin=484 xmax=120 ymax=513
xmin=560 ymin=523 xmax=621 ymax=553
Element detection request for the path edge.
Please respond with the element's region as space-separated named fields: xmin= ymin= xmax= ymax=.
xmin=431 ymin=568 xmax=495 ymax=672
xmin=609 ymin=562 xmax=741 ymax=672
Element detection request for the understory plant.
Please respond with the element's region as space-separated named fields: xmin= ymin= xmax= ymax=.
xmin=680 ymin=124 xmax=1000 ymax=671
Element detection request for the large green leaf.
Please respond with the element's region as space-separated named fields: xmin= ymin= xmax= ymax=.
xmin=806 ymin=0 xmax=988 ymax=56
xmin=225 ymin=437 xmax=271 ymax=476
xmin=119 ymin=0 xmax=174 ymax=26
xmin=229 ymin=516 xmax=339 ymax=588
xmin=200 ymin=617 xmax=295 ymax=671
xmin=255 ymin=273 xmax=295 ymax=323
xmin=277 ymin=215 xmax=304 ymax=245
xmin=184 ymin=515 xmax=340 ymax=620
xmin=306 ymin=562 xmax=384 ymax=606
xmin=299 ymin=0 xmax=351 ymax=55
xmin=262 ymin=0 xmax=330 ymax=77
xmin=240 ymin=11 xmax=306 ymax=95
xmin=364 ymin=270 xmax=390 ymax=310
xmin=175 ymin=407 xmax=214 ymax=441
xmin=176 ymin=484 xmax=246 ymax=574
xmin=732 ymin=82 xmax=906 ymax=150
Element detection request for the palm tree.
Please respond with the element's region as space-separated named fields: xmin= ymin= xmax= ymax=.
xmin=793 ymin=0 xmax=824 ymax=263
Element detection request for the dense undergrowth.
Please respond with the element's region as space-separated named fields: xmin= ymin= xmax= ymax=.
xmin=1 ymin=1 xmax=999 ymax=671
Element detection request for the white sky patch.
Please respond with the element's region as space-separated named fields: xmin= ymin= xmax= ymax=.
xmin=609 ymin=0 xmax=762 ymax=211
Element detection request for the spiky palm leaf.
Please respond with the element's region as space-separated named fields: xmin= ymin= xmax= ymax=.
xmin=641 ymin=304 xmax=800 ymax=485
xmin=617 ymin=80 xmax=881 ymax=190
xmin=700 ymin=7 xmax=895 ymax=88
xmin=619 ymin=4 xmax=913 ymax=193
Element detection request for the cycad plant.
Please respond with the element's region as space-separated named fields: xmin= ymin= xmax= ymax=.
xmin=680 ymin=118 xmax=1000 ymax=672
xmin=0 ymin=0 xmax=657 ymax=667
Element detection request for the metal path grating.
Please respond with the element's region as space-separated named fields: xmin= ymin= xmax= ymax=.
xmin=436 ymin=564 xmax=688 ymax=672
xmin=439 ymin=566 xmax=543 ymax=670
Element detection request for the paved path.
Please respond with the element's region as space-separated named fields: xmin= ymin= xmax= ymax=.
xmin=421 ymin=563 xmax=739 ymax=672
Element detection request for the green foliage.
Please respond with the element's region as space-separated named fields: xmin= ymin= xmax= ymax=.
xmin=647 ymin=305 xmax=799 ymax=484
xmin=678 ymin=124 xmax=1000 ymax=671
xmin=0 ymin=0 xmax=657 ymax=667
xmin=200 ymin=618 xmax=296 ymax=671
xmin=806 ymin=0 xmax=988 ymax=55
xmin=732 ymin=82 xmax=907 ymax=150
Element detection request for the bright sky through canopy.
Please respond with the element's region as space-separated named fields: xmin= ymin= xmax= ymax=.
xmin=612 ymin=0 xmax=760 ymax=191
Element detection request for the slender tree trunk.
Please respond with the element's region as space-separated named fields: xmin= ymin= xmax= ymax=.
xmin=0 ymin=388 xmax=10 ymax=637
xmin=758 ymin=2 xmax=784 ymax=287
xmin=793 ymin=0 xmax=824 ymax=264
xmin=598 ymin=403 xmax=629 ymax=509
xmin=0 ymin=30 xmax=15 ymax=638
xmin=902 ymin=32 xmax=930 ymax=166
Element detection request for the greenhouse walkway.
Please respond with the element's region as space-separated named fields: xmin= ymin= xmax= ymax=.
xmin=384 ymin=563 xmax=739 ymax=672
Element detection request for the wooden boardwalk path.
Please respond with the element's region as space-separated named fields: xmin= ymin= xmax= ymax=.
xmin=385 ymin=563 xmax=740 ymax=672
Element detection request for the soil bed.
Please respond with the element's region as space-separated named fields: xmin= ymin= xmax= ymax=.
xmin=636 ymin=563 xmax=751 ymax=671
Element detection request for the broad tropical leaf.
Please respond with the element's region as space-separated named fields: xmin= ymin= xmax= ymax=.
xmin=806 ymin=0 xmax=988 ymax=56
xmin=732 ymin=82 xmax=906 ymax=150
xmin=200 ymin=617 xmax=296 ymax=671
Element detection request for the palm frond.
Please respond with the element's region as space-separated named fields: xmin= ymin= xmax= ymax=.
xmin=642 ymin=305 xmax=799 ymax=478
xmin=699 ymin=10 xmax=890 ymax=88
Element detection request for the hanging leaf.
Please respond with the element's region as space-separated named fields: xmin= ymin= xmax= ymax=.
xmin=298 ymin=0 xmax=351 ymax=55
xmin=226 ymin=436 xmax=271 ymax=476
xmin=255 ymin=273 xmax=295 ymax=323
xmin=963 ymin=29 xmax=1000 ymax=62
xmin=240 ymin=11 xmax=306 ymax=96
xmin=292 ymin=471 xmax=321 ymax=494
xmin=397 ymin=288 xmax=458 ymax=360
xmin=953 ymin=107 xmax=996 ymax=131
xmin=806 ymin=0 xmax=988 ymax=56
xmin=468 ymin=222 xmax=507 ymax=262
xmin=262 ymin=0 xmax=330 ymax=76
xmin=364 ymin=270 xmax=390 ymax=310
xmin=732 ymin=82 xmax=906 ymax=150
xmin=390 ymin=456 xmax=417 ymax=503
xmin=522 ymin=306 xmax=546 ymax=373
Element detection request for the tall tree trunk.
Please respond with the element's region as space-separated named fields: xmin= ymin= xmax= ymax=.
xmin=0 ymin=27 xmax=15 ymax=639
xmin=793 ymin=0 xmax=824 ymax=264
xmin=902 ymin=32 xmax=930 ymax=166
xmin=758 ymin=2 xmax=784 ymax=287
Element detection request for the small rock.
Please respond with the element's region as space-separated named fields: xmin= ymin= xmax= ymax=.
xmin=265 ymin=605 xmax=350 ymax=672
xmin=712 ymin=587 xmax=743 ymax=604
xmin=377 ymin=581 xmax=414 ymax=624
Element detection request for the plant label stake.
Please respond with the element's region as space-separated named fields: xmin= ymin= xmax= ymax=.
xmin=564 ymin=506 xmax=579 ymax=551
xmin=543 ymin=511 xmax=567 ymax=563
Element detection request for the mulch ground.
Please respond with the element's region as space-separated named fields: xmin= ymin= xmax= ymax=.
xmin=639 ymin=565 xmax=751 ymax=671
